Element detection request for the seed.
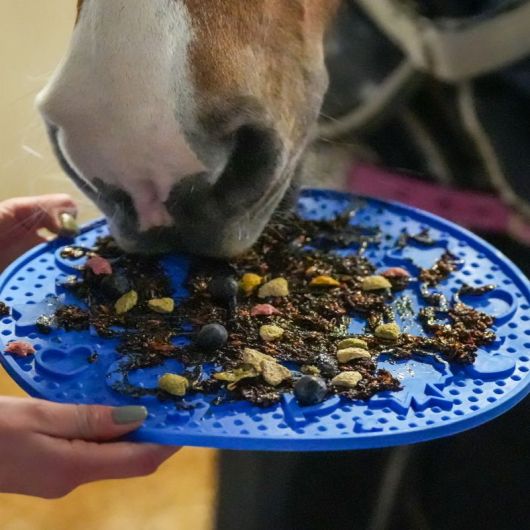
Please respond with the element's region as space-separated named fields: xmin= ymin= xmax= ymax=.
xmin=259 ymin=324 xmax=285 ymax=342
xmin=240 ymin=273 xmax=263 ymax=295
xmin=58 ymin=212 xmax=79 ymax=237
xmin=114 ymin=290 xmax=138 ymax=315
xmin=337 ymin=347 xmax=371 ymax=363
xmin=88 ymin=352 xmax=99 ymax=364
xmin=148 ymin=298 xmax=175 ymax=314
xmin=310 ymin=275 xmax=341 ymax=287
xmin=294 ymin=375 xmax=327 ymax=406
xmin=337 ymin=338 xmax=368 ymax=350
xmin=331 ymin=371 xmax=363 ymax=389
xmin=261 ymin=361 xmax=291 ymax=387
xmin=86 ymin=256 xmax=113 ymax=276
xmin=382 ymin=267 xmax=411 ymax=279
xmin=361 ymin=275 xmax=392 ymax=291
xmin=0 ymin=301 xmax=10 ymax=317
xmin=258 ymin=278 xmax=289 ymax=298
xmin=305 ymin=265 xmax=319 ymax=277
xmin=375 ymin=322 xmax=401 ymax=341
xmin=148 ymin=340 xmax=176 ymax=355
xmin=250 ymin=304 xmax=281 ymax=317
xmin=195 ymin=324 xmax=228 ymax=352
xmin=214 ymin=367 xmax=259 ymax=390
xmin=381 ymin=267 xmax=411 ymax=291
xmin=158 ymin=373 xmax=189 ymax=397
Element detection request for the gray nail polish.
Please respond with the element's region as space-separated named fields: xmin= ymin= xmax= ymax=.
xmin=58 ymin=212 xmax=80 ymax=237
xmin=112 ymin=406 xmax=148 ymax=425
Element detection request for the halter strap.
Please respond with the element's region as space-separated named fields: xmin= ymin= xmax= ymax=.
xmin=357 ymin=0 xmax=530 ymax=81
xmin=349 ymin=163 xmax=530 ymax=245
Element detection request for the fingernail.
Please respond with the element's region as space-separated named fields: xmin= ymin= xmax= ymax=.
xmin=112 ymin=406 xmax=148 ymax=425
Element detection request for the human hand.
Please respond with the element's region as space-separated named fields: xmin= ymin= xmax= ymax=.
xmin=0 ymin=397 xmax=179 ymax=498
xmin=0 ymin=194 xmax=78 ymax=272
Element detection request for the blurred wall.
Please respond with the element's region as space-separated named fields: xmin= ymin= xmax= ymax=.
xmin=0 ymin=0 xmax=98 ymax=221
xmin=0 ymin=3 xmax=216 ymax=529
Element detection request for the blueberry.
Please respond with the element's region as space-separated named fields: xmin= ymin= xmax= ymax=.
xmin=294 ymin=376 xmax=328 ymax=406
xmin=209 ymin=276 xmax=238 ymax=305
xmin=100 ymin=274 xmax=131 ymax=298
xmin=195 ymin=323 xmax=229 ymax=352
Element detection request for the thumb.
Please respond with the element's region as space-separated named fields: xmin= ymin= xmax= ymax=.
xmin=3 ymin=194 xmax=78 ymax=234
xmin=32 ymin=401 xmax=149 ymax=442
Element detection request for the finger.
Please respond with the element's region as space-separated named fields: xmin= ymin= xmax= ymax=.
xmin=5 ymin=194 xmax=78 ymax=234
xmin=29 ymin=435 xmax=178 ymax=496
xmin=31 ymin=400 xmax=151 ymax=442
xmin=59 ymin=439 xmax=179 ymax=485
xmin=0 ymin=233 xmax=47 ymax=272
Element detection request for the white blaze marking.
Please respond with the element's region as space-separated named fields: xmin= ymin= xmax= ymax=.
xmin=37 ymin=0 xmax=205 ymax=231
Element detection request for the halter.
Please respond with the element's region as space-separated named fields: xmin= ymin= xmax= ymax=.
xmin=320 ymin=0 xmax=530 ymax=242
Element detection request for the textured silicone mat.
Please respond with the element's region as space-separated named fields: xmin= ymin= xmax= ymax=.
xmin=1 ymin=190 xmax=529 ymax=451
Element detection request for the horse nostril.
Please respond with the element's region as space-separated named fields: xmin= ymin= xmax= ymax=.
xmin=231 ymin=125 xmax=274 ymax=168
xmin=214 ymin=125 xmax=281 ymax=208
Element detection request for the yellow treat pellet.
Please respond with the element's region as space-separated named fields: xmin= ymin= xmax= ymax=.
xmin=58 ymin=212 xmax=80 ymax=237
xmin=258 ymin=278 xmax=290 ymax=298
xmin=242 ymin=348 xmax=276 ymax=371
xmin=115 ymin=290 xmax=138 ymax=315
xmin=331 ymin=371 xmax=363 ymax=389
xmin=158 ymin=373 xmax=189 ymax=397
xmin=338 ymin=338 xmax=369 ymax=350
xmin=259 ymin=324 xmax=285 ymax=342
xmin=337 ymin=348 xmax=372 ymax=363
xmin=148 ymin=297 xmax=175 ymax=314
xmin=261 ymin=361 xmax=291 ymax=387
xmin=240 ymin=273 xmax=263 ymax=295
xmin=301 ymin=365 xmax=321 ymax=376
xmin=375 ymin=323 xmax=401 ymax=341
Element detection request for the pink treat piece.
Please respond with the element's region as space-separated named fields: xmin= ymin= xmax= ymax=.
xmin=251 ymin=304 xmax=281 ymax=317
xmin=382 ymin=267 xmax=411 ymax=279
xmin=86 ymin=256 xmax=113 ymax=276
xmin=5 ymin=341 xmax=36 ymax=357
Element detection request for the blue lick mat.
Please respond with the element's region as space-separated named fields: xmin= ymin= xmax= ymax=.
xmin=0 ymin=190 xmax=529 ymax=451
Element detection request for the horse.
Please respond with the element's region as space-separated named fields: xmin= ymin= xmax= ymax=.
xmin=37 ymin=0 xmax=342 ymax=257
